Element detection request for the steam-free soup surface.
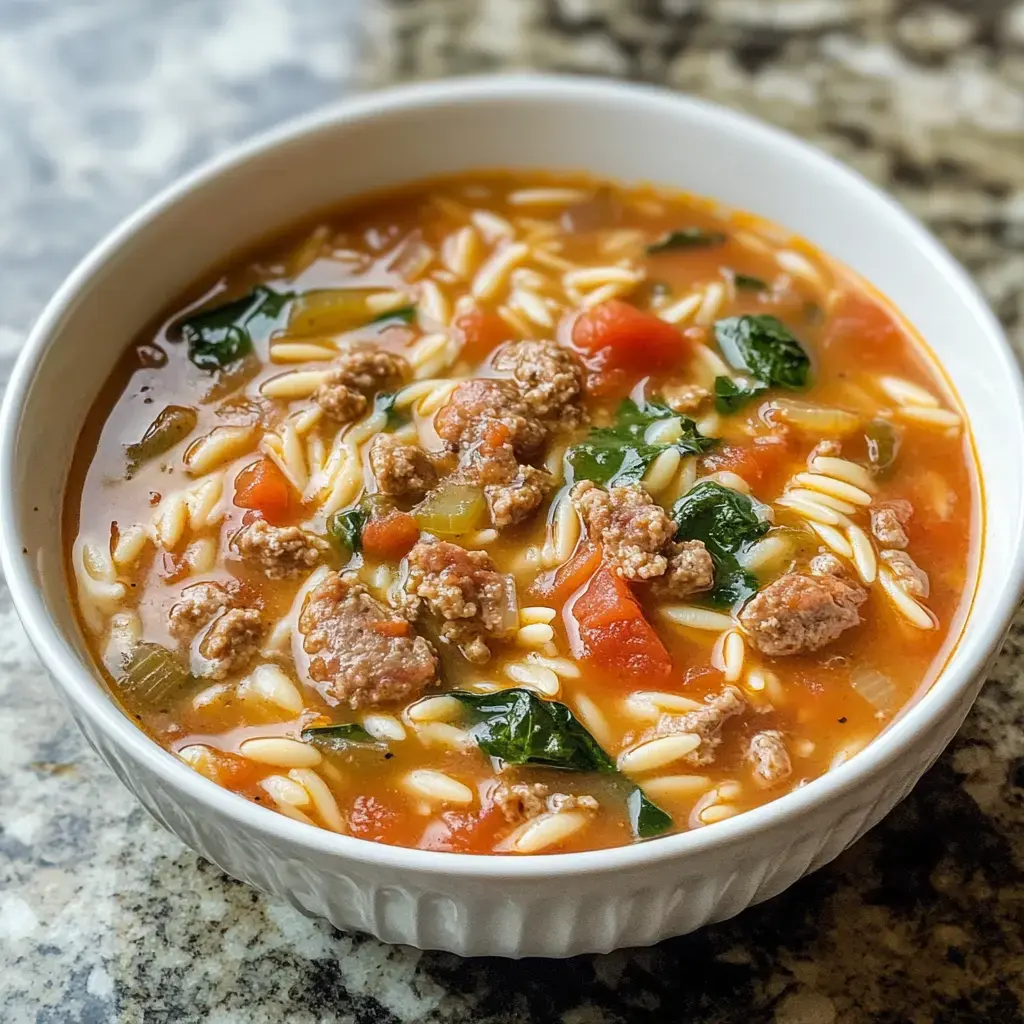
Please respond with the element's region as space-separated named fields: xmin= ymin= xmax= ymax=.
xmin=66 ymin=172 xmax=977 ymax=854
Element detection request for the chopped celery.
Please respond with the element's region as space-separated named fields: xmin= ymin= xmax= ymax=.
xmin=118 ymin=643 xmax=194 ymax=707
xmin=412 ymin=484 xmax=487 ymax=536
xmin=124 ymin=405 xmax=198 ymax=477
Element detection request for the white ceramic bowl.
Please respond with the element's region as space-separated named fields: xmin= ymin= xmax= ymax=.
xmin=2 ymin=75 xmax=1022 ymax=958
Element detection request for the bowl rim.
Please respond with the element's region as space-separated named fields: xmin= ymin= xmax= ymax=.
xmin=3 ymin=72 xmax=1022 ymax=880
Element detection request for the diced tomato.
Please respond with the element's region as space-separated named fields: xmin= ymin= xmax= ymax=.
xmin=418 ymin=806 xmax=508 ymax=853
xmin=530 ymin=542 xmax=603 ymax=604
xmin=233 ymin=458 xmax=293 ymax=524
xmin=455 ymin=307 xmax=509 ymax=363
xmin=825 ymin=293 xmax=904 ymax=362
xmin=348 ymin=795 xmax=406 ymax=845
xmin=571 ymin=300 xmax=690 ymax=389
xmin=568 ymin=566 xmax=672 ymax=682
xmin=699 ymin=434 xmax=793 ymax=489
xmin=361 ymin=510 xmax=420 ymax=561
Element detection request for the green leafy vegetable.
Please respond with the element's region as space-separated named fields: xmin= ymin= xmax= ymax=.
xmin=628 ymin=787 xmax=674 ymax=840
xmin=118 ymin=643 xmax=195 ymax=707
xmin=374 ymin=391 xmax=408 ymax=431
xmin=180 ymin=286 xmax=294 ymax=371
xmin=865 ymin=418 xmax=900 ymax=476
xmin=647 ymin=228 xmax=727 ymax=254
xmin=672 ymin=480 xmax=771 ymax=606
xmin=327 ymin=506 xmax=368 ymax=554
xmin=713 ymin=376 xmax=768 ymax=415
xmin=714 ymin=314 xmax=810 ymax=390
xmin=301 ymin=723 xmax=384 ymax=752
xmin=368 ymin=304 xmax=416 ymax=327
xmin=734 ymin=273 xmax=768 ymax=291
xmin=449 ymin=688 xmax=672 ymax=840
xmin=565 ymin=398 xmax=716 ymax=486
xmin=124 ymin=404 xmax=198 ymax=476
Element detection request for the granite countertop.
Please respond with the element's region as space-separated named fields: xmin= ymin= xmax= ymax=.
xmin=2 ymin=1 xmax=1023 ymax=1021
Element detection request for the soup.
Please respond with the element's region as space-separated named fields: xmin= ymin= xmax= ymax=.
xmin=66 ymin=172 xmax=977 ymax=854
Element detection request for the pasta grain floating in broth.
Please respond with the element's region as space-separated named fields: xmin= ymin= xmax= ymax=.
xmin=65 ymin=172 xmax=978 ymax=854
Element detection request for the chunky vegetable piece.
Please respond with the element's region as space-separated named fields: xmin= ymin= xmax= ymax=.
xmin=565 ymin=398 xmax=715 ymax=485
xmin=68 ymin=170 xmax=976 ymax=857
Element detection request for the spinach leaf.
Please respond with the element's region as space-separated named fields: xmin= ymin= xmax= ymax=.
xmin=449 ymin=688 xmax=672 ymax=840
xmin=327 ymin=506 xmax=368 ymax=554
xmin=124 ymin=404 xmax=198 ymax=477
xmin=374 ymin=391 xmax=408 ymax=431
xmin=713 ymin=376 xmax=768 ymax=415
xmin=714 ymin=314 xmax=810 ymax=390
xmin=734 ymin=273 xmax=768 ymax=291
xmin=451 ymin=688 xmax=615 ymax=772
xmin=565 ymin=398 xmax=715 ymax=486
xmin=368 ymin=304 xmax=416 ymax=327
xmin=181 ymin=286 xmax=294 ymax=371
xmin=647 ymin=228 xmax=727 ymax=254
xmin=672 ymin=480 xmax=771 ymax=606
xmin=301 ymin=723 xmax=386 ymax=753
xmin=628 ymin=787 xmax=674 ymax=840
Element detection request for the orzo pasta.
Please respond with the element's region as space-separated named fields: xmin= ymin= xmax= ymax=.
xmin=65 ymin=172 xmax=977 ymax=854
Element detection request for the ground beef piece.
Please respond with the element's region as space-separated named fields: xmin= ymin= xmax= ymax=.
xmin=299 ymin=572 xmax=437 ymax=708
xmin=809 ymin=553 xmax=847 ymax=578
xmin=369 ymin=435 xmax=441 ymax=502
xmin=747 ymin=730 xmax=792 ymax=788
xmin=880 ymin=549 xmax=929 ymax=598
xmin=739 ymin=572 xmax=867 ymax=657
xmin=652 ymin=540 xmax=715 ymax=599
xmin=871 ymin=503 xmax=912 ymax=549
xmin=654 ymin=686 xmax=746 ymax=766
xmin=401 ymin=539 xmax=517 ymax=663
xmin=315 ymin=348 xmax=410 ymax=423
xmin=434 ymin=378 xmax=547 ymax=459
xmin=461 ymin=444 xmax=552 ymax=527
xmin=168 ymin=581 xmax=239 ymax=638
xmin=491 ymin=782 xmax=599 ymax=823
xmin=491 ymin=340 xmax=586 ymax=429
xmin=198 ymin=608 xmax=264 ymax=680
xmin=571 ymin=480 xmax=676 ymax=581
xmin=664 ymin=383 xmax=711 ymax=414
xmin=232 ymin=519 xmax=331 ymax=579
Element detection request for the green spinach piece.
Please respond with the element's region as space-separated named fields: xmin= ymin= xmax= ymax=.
xmin=124 ymin=404 xmax=198 ymax=477
xmin=713 ymin=376 xmax=768 ymax=415
xmin=672 ymin=480 xmax=771 ymax=606
xmin=449 ymin=688 xmax=672 ymax=840
xmin=368 ymin=304 xmax=416 ymax=327
xmin=301 ymin=723 xmax=386 ymax=753
xmin=734 ymin=273 xmax=768 ymax=291
xmin=180 ymin=286 xmax=294 ymax=371
xmin=647 ymin=228 xmax=727 ymax=254
xmin=565 ymin=398 xmax=715 ymax=486
xmin=327 ymin=506 xmax=369 ymax=554
xmin=714 ymin=314 xmax=810 ymax=390
xmin=374 ymin=391 xmax=408 ymax=431
xmin=628 ymin=788 xmax=674 ymax=840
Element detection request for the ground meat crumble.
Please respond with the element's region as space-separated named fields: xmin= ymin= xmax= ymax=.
xmin=231 ymin=519 xmax=331 ymax=579
xmin=739 ymin=570 xmax=866 ymax=657
xmin=315 ymin=348 xmax=410 ymax=423
xmin=299 ymin=571 xmax=438 ymax=708
xmin=652 ymin=685 xmax=747 ymax=766
xmin=168 ymin=581 xmax=264 ymax=680
xmin=571 ymin=480 xmax=714 ymax=597
xmin=491 ymin=339 xmax=586 ymax=429
xmin=369 ymin=434 xmax=442 ymax=502
xmin=491 ymin=782 xmax=599 ymax=823
xmin=880 ymin=549 xmax=929 ymax=598
xmin=400 ymin=539 xmax=518 ymax=663
xmin=747 ymin=730 xmax=793 ymax=788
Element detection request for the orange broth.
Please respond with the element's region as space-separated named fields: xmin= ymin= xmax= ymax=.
xmin=64 ymin=172 xmax=978 ymax=854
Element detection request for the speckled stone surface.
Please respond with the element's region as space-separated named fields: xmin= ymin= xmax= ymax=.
xmin=1 ymin=1 xmax=1023 ymax=1021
